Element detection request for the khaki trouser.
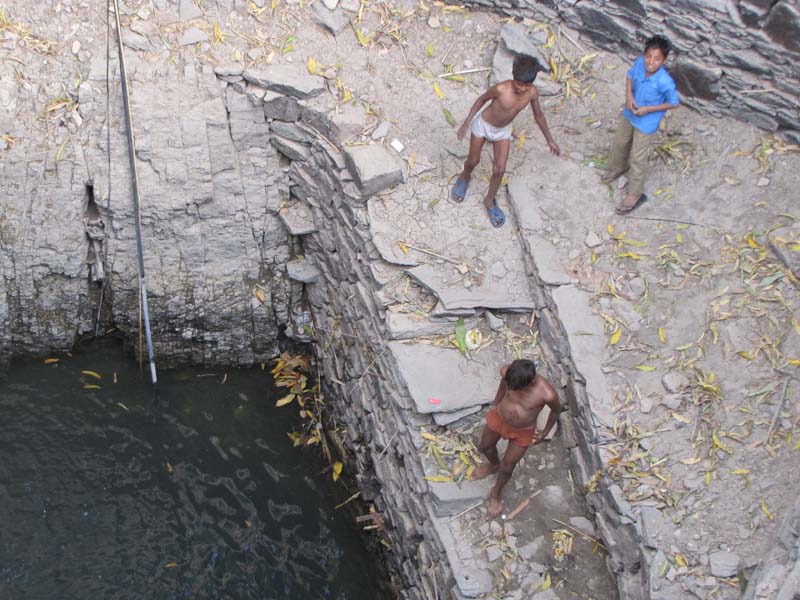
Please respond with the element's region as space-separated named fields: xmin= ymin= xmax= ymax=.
xmin=607 ymin=116 xmax=650 ymax=198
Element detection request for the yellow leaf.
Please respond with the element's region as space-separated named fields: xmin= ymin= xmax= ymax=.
xmin=516 ymin=131 xmax=526 ymax=150
xmin=275 ymin=393 xmax=295 ymax=407
xmin=307 ymin=56 xmax=317 ymax=75
xmin=607 ymin=224 xmax=614 ymax=235
xmin=355 ymin=28 xmax=370 ymax=47
xmin=442 ymin=107 xmax=456 ymax=127
xmin=746 ymin=233 xmax=760 ymax=248
xmin=712 ymin=433 xmax=733 ymax=454
xmin=730 ymin=468 xmax=750 ymax=475
xmin=620 ymin=237 xmax=647 ymax=247
xmin=397 ymin=241 xmax=409 ymax=254
xmin=80 ymin=370 xmax=102 ymax=379
xmin=332 ymin=461 xmax=343 ymax=481
xmin=760 ymin=500 xmax=774 ymax=520
xmin=343 ymin=87 xmax=352 ymax=102
xmin=671 ymin=412 xmax=691 ymax=424
xmin=433 ymin=82 xmax=444 ymax=100
xmin=254 ymin=288 xmax=266 ymax=304
xmin=680 ymin=457 xmax=701 ymax=465
xmin=635 ymin=365 xmax=657 ymax=371
xmin=212 ymin=22 xmax=224 ymax=44
xmin=658 ymin=327 xmax=666 ymax=344
xmin=793 ymin=318 xmax=800 ymax=336
xmin=420 ymin=432 xmax=438 ymax=442
xmin=117 ymin=402 xmax=129 ymax=411
xmin=501 ymin=175 xmax=509 ymax=186
xmin=538 ymin=572 xmax=551 ymax=591
xmin=737 ymin=350 xmax=754 ymax=361
xmin=674 ymin=553 xmax=687 ymax=568
xmin=591 ymin=249 xmax=597 ymax=265
xmin=610 ymin=328 xmax=622 ymax=346
xmin=425 ymin=475 xmax=454 ymax=482
xmin=676 ymin=232 xmax=683 ymax=244
xmin=618 ymin=251 xmax=643 ymax=260
xmin=84 ymin=384 xmax=101 ymax=390
xmin=234 ymin=48 xmax=243 ymax=62
xmin=786 ymin=358 xmax=800 ymax=366
xmin=425 ymin=43 xmax=434 ymax=57
xmin=705 ymin=471 xmax=711 ymax=485
xmin=165 ymin=562 xmax=178 ymax=569
xmin=166 ymin=462 xmax=174 ymax=474
xmin=44 ymin=358 xmax=60 ymax=364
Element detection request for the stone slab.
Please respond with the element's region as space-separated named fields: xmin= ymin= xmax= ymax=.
xmin=344 ymin=145 xmax=404 ymax=196
xmin=179 ymin=27 xmax=208 ymax=46
xmin=550 ymin=284 xmax=614 ymax=427
xmin=279 ymin=202 xmax=317 ymax=235
xmin=768 ymin=225 xmax=800 ymax=279
xmin=429 ymin=514 xmax=494 ymax=598
xmin=427 ymin=477 xmax=494 ymax=517
xmin=388 ymin=341 xmax=496 ymax=414
xmin=408 ymin=263 xmax=535 ymax=312
xmin=312 ymin=2 xmax=350 ymax=35
xmin=432 ymin=405 xmax=482 ymax=426
xmin=243 ymin=66 xmax=325 ymax=99
xmin=385 ymin=311 xmax=479 ymax=340
xmin=286 ymin=258 xmax=321 ymax=283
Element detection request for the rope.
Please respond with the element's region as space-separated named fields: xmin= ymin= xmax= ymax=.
xmin=112 ymin=0 xmax=158 ymax=387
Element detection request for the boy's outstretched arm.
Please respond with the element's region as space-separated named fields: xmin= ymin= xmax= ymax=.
xmin=530 ymin=92 xmax=560 ymax=156
xmin=457 ymin=86 xmax=498 ymax=141
xmin=534 ymin=390 xmax=560 ymax=443
xmin=625 ymin=76 xmax=637 ymax=112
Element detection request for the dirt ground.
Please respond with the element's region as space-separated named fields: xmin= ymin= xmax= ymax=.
xmin=2 ymin=0 xmax=798 ymax=598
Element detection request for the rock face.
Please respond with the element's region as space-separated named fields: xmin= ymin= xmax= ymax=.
xmin=457 ymin=0 xmax=800 ymax=142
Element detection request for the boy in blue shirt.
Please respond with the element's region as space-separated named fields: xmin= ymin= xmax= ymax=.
xmin=603 ymin=35 xmax=680 ymax=214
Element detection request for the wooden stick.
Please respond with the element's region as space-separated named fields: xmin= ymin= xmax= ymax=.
xmin=765 ymin=378 xmax=790 ymax=444
xmin=396 ymin=240 xmax=469 ymax=266
xmin=559 ymin=25 xmax=585 ymax=53
xmin=736 ymin=88 xmax=778 ymax=95
xmin=551 ymin=518 xmax=608 ymax=551
xmin=335 ymin=491 xmax=361 ymax=510
xmin=448 ymin=500 xmax=483 ymax=522
xmin=437 ymin=67 xmax=491 ymax=78
xmin=622 ymin=215 xmax=719 ymax=230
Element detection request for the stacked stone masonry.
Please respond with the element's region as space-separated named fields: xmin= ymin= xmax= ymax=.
xmin=456 ymin=0 xmax=800 ymax=143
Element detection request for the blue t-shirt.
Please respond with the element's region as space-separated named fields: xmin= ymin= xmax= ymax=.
xmin=623 ymin=57 xmax=680 ymax=135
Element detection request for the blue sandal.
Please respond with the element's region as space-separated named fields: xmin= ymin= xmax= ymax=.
xmin=487 ymin=201 xmax=506 ymax=228
xmin=451 ymin=177 xmax=469 ymax=203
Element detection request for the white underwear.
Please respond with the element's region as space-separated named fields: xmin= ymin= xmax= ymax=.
xmin=470 ymin=109 xmax=512 ymax=142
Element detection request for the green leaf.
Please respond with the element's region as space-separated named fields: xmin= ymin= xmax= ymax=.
xmin=442 ymin=107 xmax=456 ymax=127
xmin=455 ymin=317 xmax=467 ymax=353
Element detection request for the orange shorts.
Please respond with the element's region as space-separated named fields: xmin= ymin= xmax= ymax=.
xmin=486 ymin=406 xmax=537 ymax=448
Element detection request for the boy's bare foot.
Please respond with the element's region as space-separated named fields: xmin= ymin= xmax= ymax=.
xmin=471 ymin=462 xmax=499 ymax=480
xmin=486 ymin=497 xmax=503 ymax=520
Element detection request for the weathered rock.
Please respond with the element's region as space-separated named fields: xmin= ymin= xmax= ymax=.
xmin=312 ymin=2 xmax=350 ymax=35
xmin=498 ymin=23 xmax=547 ymax=69
xmin=344 ymin=145 xmax=404 ymax=196
xmin=286 ymin=258 xmax=321 ymax=283
xmin=709 ymin=550 xmax=740 ymax=577
xmin=122 ymin=30 xmax=153 ymax=51
xmin=427 ymin=477 xmax=494 ymax=517
xmin=271 ymin=135 xmax=310 ymax=162
xmin=179 ymin=27 xmax=208 ymax=46
xmin=179 ymin=0 xmax=203 ymax=20
xmin=385 ymin=311 xmax=478 ymax=340
xmin=671 ymin=58 xmax=723 ymax=100
xmin=768 ymin=225 xmax=800 ymax=279
xmin=408 ymin=263 xmax=535 ymax=312
xmin=569 ymin=516 xmax=597 ymax=537
xmin=661 ymin=371 xmax=689 ymax=393
xmin=764 ymin=2 xmax=800 ymax=53
xmin=279 ymin=202 xmax=316 ymax=235
xmin=244 ymin=66 xmax=325 ymax=99
xmin=485 ymin=311 xmax=505 ymax=331
xmin=263 ymin=92 xmax=303 ymax=121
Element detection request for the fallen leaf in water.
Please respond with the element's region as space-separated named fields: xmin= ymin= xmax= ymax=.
xmin=275 ymin=393 xmax=295 ymax=407
xmin=117 ymin=402 xmax=129 ymax=411
xmin=44 ymin=358 xmax=60 ymax=364
xmin=82 ymin=370 xmax=102 ymax=379
xmin=165 ymin=562 xmax=178 ymax=569
xmin=84 ymin=384 xmax=101 ymax=390
xmin=332 ymin=461 xmax=343 ymax=482
xmin=166 ymin=462 xmax=173 ymax=474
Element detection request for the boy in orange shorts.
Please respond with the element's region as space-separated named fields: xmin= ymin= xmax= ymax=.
xmin=472 ymin=359 xmax=560 ymax=519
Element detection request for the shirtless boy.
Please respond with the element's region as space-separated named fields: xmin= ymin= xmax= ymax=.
xmin=451 ymin=55 xmax=560 ymax=228
xmin=472 ymin=359 xmax=560 ymax=519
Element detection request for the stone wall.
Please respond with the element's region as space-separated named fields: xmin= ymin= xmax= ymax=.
xmin=0 ymin=9 xmax=291 ymax=365
xmin=459 ymin=0 xmax=800 ymax=142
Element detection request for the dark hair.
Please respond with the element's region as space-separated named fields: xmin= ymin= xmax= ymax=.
xmin=505 ymin=359 xmax=537 ymax=390
xmin=512 ymin=55 xmax=542 ymax=84
xmin=644 ymin=35 xmax=672 ymax=58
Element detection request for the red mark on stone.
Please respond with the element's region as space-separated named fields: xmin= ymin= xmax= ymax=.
xmin=428 ymin=397 xmax=441 ymax=405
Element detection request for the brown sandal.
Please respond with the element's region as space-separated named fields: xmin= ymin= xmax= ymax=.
xmin=615 ymin=193 xmax=648 ymax=215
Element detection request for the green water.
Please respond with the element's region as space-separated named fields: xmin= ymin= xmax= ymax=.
xmin=0 ymin=341 xmax=385 ymax=599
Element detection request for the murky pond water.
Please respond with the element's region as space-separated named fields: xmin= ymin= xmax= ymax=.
xmin=0 ymin=341 xmax=384 ymax=599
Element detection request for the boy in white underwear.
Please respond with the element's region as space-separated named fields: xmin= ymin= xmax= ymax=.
xmin=452 ymin=55 xmax=560 ymax=228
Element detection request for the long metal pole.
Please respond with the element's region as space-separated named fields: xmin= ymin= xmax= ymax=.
xmin=112 ymin=0 xmax=157 ymax=386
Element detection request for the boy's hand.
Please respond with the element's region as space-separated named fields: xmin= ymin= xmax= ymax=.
xmin=457 ymin=122 xmax=469 ymax=141
xmin=547 ymin=140 xmax=561 ymax=156
xmin=626 ymin=96 xmax=638 ymax=113
xmin=632 ymin=105 xmax=650 ymax=116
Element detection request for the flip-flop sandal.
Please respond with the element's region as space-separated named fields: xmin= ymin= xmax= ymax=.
xmin=451 ymin=177 xmax=469 ymax=203
xmin=616 ymin=193 xmax=648 ymax=215
xmin=487 ymin=202 xmax=506 ymax=228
